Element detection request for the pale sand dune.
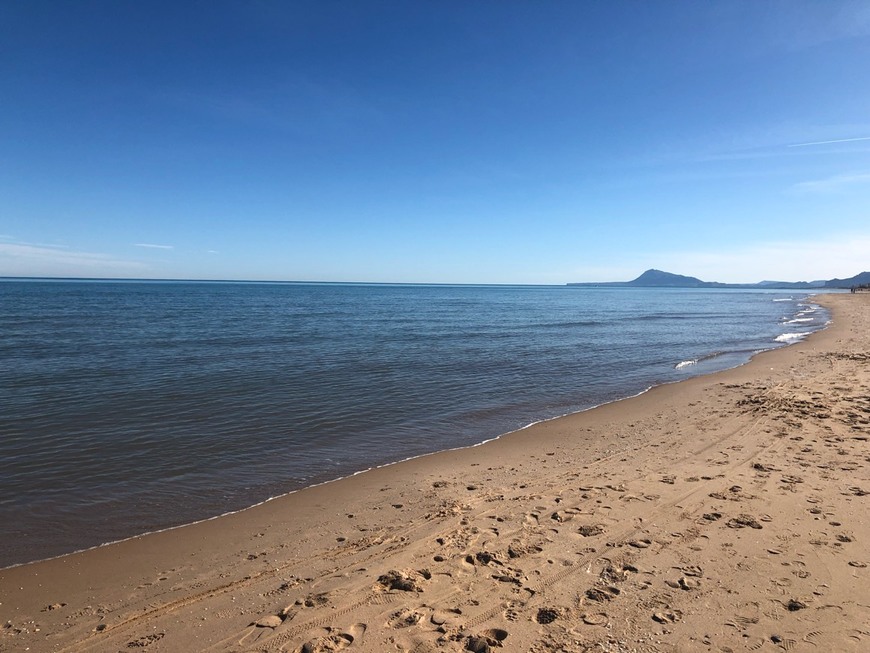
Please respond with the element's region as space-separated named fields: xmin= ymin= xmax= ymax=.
xmin=1 ymin=294 xmax=868 ymax=653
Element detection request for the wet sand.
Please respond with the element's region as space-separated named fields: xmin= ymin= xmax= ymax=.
xmin=1 ymin=293 xmax=868 ymax=653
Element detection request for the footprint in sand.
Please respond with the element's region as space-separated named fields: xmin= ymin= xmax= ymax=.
xmin=600 ymin=562 xmax=638 ymax=584
xmin=580 ymin=612 xmax=609 ymax=626
xmin=430 ymin=607 xmax=463 ymax=627
xmin=465 ymin=628 xmax=508 ymax=652
xmin=388 ymin=607 xmax=426 ymax=629
xmin=237 ymin=613 xmax=289 ymax=646
xmin=293 ymin=623 xmax=366 ymax=653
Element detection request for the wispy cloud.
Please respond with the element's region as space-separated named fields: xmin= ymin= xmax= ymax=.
xmin=791 ymin=172 xmax=870 ymax=193
xmin=134 ymin=243 xmax=174 ymax=250
xmin=789 ymin=136 xmax=870 ymax=148
xmin=0 ymin=243 xmax=149 ymax=277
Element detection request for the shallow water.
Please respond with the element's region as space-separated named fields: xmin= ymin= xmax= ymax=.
xmin=0 ymin=281 xmax=829 ymax=566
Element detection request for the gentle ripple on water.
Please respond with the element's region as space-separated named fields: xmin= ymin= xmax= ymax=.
xmin=0 ymin=281 xmax=829 ymax=566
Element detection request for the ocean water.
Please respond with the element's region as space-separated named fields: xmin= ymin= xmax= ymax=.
xmin=0 ymin=281 xmax=830 ymax=567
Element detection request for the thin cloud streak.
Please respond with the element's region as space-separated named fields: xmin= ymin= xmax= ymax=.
xmin=134 ymin=243 xmax=174 ymax=250
xmin=0 ymin=243 xmax=149 ymax=277
xmin=788 ymin=136 xmax=870 ymax=147
xmin=791 ymin=172 xmax=870 ymax=193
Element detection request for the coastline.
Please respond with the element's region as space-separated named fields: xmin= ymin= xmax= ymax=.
xmin=1 ymin=293 xmax=867 ymax=652
xmin=0 ymin=303 xmax=815 ymax=574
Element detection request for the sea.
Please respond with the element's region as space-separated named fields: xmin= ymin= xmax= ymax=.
xmin=0 ymin=280 xmax=832 ymax=568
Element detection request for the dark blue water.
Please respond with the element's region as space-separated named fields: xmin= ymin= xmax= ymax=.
xmin=0 ymin=281 xmax=829 ymax=567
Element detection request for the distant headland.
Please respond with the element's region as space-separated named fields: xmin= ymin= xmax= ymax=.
xmin=568 ymin=268 xmax=870 ymax=290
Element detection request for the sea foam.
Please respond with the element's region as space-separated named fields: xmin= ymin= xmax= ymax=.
xmin=775 ymin=332 xmax=808 ymax=343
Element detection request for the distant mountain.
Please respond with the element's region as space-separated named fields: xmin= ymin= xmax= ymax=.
xmin=825 ymin=271 xmax=870 ymax=288
xmin=568 ymin=269 xmax=870 ymax=289
xmin=627 ymin=269 xmax=712 ymax=287
xmin=755 ymin=279 xmax=826 ymax=288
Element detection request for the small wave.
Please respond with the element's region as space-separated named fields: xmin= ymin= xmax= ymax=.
xmin=775 ymin=332 xmax=808 ymax=343
xmin=674 ymin=350 xmax=727 ymax=370
xmin=772 ymin=298 xmax=792 ymax=302
xmin=784 ymin=317 xmax=814 ymax=324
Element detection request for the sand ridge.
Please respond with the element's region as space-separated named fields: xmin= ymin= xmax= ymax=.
xmin=1 ymin=293 xmax=867 ymax=652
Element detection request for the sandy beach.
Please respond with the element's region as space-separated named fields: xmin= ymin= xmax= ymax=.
xmin=1 ymin=293 xmax=867 ymax=653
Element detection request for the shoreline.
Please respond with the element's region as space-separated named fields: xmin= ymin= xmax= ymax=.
xmin=1 ymin=293 xmax=866 ymax=653
xmin=1 ymin=283 xmax=831 ymax=570
xmin=0 ymin=304 xmax=824 ymax=574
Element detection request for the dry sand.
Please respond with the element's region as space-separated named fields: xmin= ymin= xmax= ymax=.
xmin=1 ymin=293 xmax=868 ymax=653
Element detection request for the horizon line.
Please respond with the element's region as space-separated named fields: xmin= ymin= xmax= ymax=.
xmin=0 ymin=275 xmax=570 ymax=288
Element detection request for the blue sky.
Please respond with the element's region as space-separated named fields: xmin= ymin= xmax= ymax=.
xmin=2 ymin=1 xmax=869 ymax=283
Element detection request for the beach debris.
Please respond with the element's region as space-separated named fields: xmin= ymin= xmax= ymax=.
xmin=786 ymin=599 xmax=807 ymax=611
xmin=709 ymin=485 xmax=748 ymax=501
xmin=585 ymin=586 xmax=620 ymax=602
xmin=492 ymin=573 xmax=523 ymax=585
xmin=577 ymin=524 xmax=605 ymax=537
xmin=42 ymin=603 xmax=66 ymax=612
xmin=726 ymin=514 xmax=763 ymax=529
xmin=678 ymin=576 xmax=700 ymax=591
xmin=652 ymin=610 xmax=681 ymax=623
xmin=752 ymin=462 xmax=777 ymax=472
xmin=628 ymin=538 xmax=652 ymax=548
xmin=126 ymin=633 xmax=165 ymax=647
xmin=475 ymin=551 xmax=501 ymax=565
xmin=535 ymin=607 xmax=560 ymax=624
xmin=377 ymin=569 xmax=425 ymax=592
